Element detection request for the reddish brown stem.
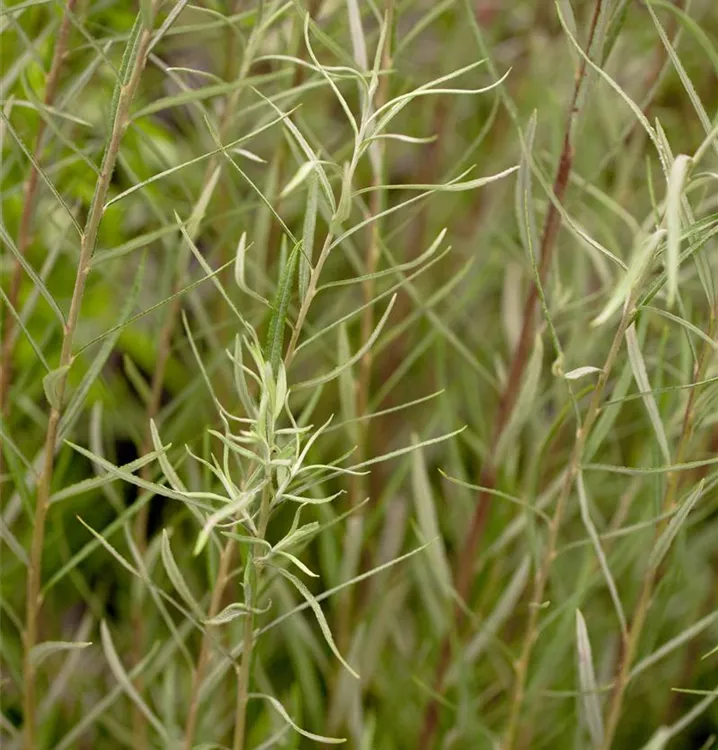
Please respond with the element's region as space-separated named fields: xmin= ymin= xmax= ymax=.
xmin=418 ymin=2 xmax=604 ymax=745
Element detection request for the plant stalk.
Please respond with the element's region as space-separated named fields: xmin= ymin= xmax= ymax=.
xmin=600 ymin=312 xmax=716 ymax=749
xmin=183 ymin=539 xmax=236 ymax=750
xmin=232 ymin=482 xmax=272 ymax=750
xmin=503 ymin=294 xmax=634 ymax=750
xmin=22 ymin=9 xmax=158 ymax=747
xmin=0 ymin=0 xmax=78 ymax=484
xmin=419 ymin=1 xmax=604 ymax=744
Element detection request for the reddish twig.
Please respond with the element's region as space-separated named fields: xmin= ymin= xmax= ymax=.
xmin=418 ymin=2 xmax=605 ymax=745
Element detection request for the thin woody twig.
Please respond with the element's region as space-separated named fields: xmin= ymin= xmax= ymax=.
xmin=600 ymin=311 xmax=717 ymax=749
xmin=22 ymin=8 xmax=160 ymax=747
xmin=419 ymin=2 xmax=605 ymax=745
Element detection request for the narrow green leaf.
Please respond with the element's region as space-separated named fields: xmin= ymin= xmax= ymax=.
xmin=495 ymin=332 xmax=543 ymax=462
xmin=575 ymin=609 xmax=604 ymax=748
xmin=65 ymin=442 xmax=218 ymax=509
xmin=649 ymin=480 xmax=704 ymax=570
xmin=351 ymin=427 xmax=465 ymax=470
xmin=625 ymin=322 xmax=671 ymax=463
xmin=665 ymin=154 xmax=692 ymax=307
xmin=458 ymin=557 xmax=530 ymax=673
xmin=0 ymin=221 xmax=66 ymax=325
xmin=632 ymin=608 xmax=718 ymax=676
xmin=0 ymin=285 xmax=50 ymax=372
xmin=193 ymin=492 xmax=256 ymax=557
xmin=295 ymin=295 xmax=396 ymax=390
xmin=576 ymin=473 xmax=627 ymax=635
xmin=411 ymin=442 xmax=451 ymax=596
xmin=275 ymin=566 xmax=359 ymax=679
xmin=266 ymin=243 xmax=299 ymax=373
xmin=0 ymin=512 xmax=29 ymax=566
xmin=60 ymin=254 xmax=146 ymax=439
xmin=29 ymin=640 xmax=92 ymax=668
xmin=161 ymin=530 xmax=205 ymax=620
xmin=564 ymin=366 xmax=602 ymax=381
xmin=337 ymin=324 xmax=358 ymax=444
xmin=0 ymin=110 xmax=82 ymax=236
xmin=43 ymin=364 xmax=71 ymax=410
xmin=300 ymin=173 xmax=318 ymax=300
xmin=186 ymin=165 xmax=221 ymax=240
xmin=100 ymin=621 xmax=169 ymax=741
xmin=148 ymin=0 xmax=191 ymax=52
xmin=516 ymin=111 xmax=538 ymax=261
xmin=593 ymin=230 xmax=664 ymax=326
xmin=248 ymin=692 xmax=345 ymax=744
xmin=205 ymin=601 xmax=269 ymax=626
xmin=280 ymin=160 xmax=314 ymax=199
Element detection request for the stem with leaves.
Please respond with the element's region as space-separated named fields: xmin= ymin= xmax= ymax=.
xmin=183 ymin=540 xmax=236 ymax=750
xmin=600 ymin=311 xmax=717 ymax=749
xmin=135 ymin=0 xmax=255 ymax=549
xmin=22 ymin=7 xmax=159 ymax=748
xmin=264 ymin=0 xmax=323 ymax=270
xmin=133 ymin=6 xmax=263 ymax=741
xmin=336 ymin=0 xmax=394 ymax=657
xmin=0 ymin=0 xmax=77 ymax=452
xmin=232 ymin=482 xmax=272 ymax=750
xmin=419 ymin=1 xmax=605 ymax=745
xmin=503 ymin=294 xmax=634 ymax=750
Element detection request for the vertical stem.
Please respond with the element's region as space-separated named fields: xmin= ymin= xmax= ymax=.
xmin=22 ymin=9 xmax=158 ymax=747
xmin=233 ymin=482 xmax=272 ymax=750
xmin=133 ymin=5 xmax=259 ymax=740
xmin=503 ymin=296 xmax=633 ymax=750
xmin=232 ymin=602 xmax=256 ymax=750
xmin=0 ymin=0 xmax=78 ymax=473
xmin=600 ymin=313 xmax=716 ymax=749
xmin=183 ymin=539 xmax=236 ymax=750
xmin=336 ymin=0 xmax=394 ymax=655
xmin=418 ymin=1 xmax=604 ymax=745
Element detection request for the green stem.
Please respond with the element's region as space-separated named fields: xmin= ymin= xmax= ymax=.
xmin=503 ymin=298 xmax=634 ymax=750
xmin=233 ymin=482 xmax=272 ymax=749
xmin=600 ymin=312 xmax=716 ymax=749
xmin=22 ymin=9 xmax=158 ymax=747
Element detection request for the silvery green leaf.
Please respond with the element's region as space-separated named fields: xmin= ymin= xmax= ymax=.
xmin=30 ymin=640 xmax=92 ymax=667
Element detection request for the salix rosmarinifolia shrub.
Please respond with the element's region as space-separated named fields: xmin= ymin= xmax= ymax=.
xmin=59 ymin=8 xmax=518 ymax=747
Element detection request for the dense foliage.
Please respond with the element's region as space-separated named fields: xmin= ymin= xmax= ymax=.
xmin=2 ymin=1 xmax=718 ymax=748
